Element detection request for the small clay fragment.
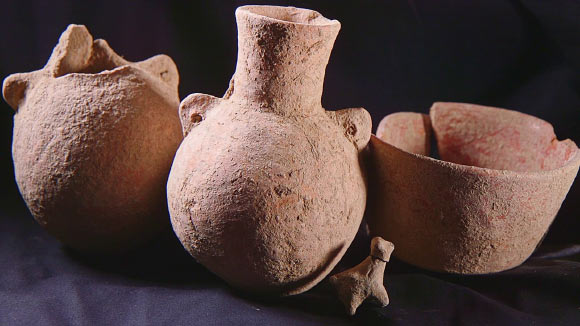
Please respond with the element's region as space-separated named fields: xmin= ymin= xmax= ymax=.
xmin=2 ymin=25 xmax=182 ymax=253
xmin=330 ymin=237 xmax=394 ymax=316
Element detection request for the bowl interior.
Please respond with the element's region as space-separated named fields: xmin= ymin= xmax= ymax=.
xmin=377 ymin=103 xmax=578 ymax=172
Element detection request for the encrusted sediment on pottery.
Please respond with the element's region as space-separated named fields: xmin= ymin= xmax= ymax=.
xmin=2 ymin=25 xmax=183 ymax=254
xmin=168 ymin=5 xmax=371 ymax=295
xmin=367 ymin=103 xmax=580 ymax=274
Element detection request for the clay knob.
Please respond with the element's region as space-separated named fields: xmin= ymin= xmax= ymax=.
xmin=2 ymin=73 xmax=30 ymax=110
xmin=371 ymin=237 xmax=395 ymax=262
xmin=46 ymin=24 xmax=93 ymax=77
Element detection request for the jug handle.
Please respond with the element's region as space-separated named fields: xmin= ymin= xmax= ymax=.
xmin=2 ymin=72 xmax=34 ymax=111
xmin=134 ymin=54 xmax=179 ymax=91
xmin=179 ymin=93 xmax=220 ymax=137
xmin=327 ymin=108 xmax=372 ymax=151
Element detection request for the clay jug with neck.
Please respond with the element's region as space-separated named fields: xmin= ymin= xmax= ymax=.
xmin=167 ymin=5 xmax=372 ymax=295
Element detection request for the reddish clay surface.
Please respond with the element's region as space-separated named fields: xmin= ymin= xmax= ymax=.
xmin=367 ymin=102 xmax=580 ymax=274
xmin=167 ymin=6 xmax=371 ymax=295
xmin=376 ymin=112 xmax=431 ymax=157
xmin=2 ymin=25 xmax=182 ymax=254
xmin=431 ymin=103 xmax=577 ymax=172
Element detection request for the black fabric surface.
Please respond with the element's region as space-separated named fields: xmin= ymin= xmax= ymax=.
xmin=2 ymin=205 xmax=580 ymax=325
xmin=1 ymin=0 xmax=579 ymax=325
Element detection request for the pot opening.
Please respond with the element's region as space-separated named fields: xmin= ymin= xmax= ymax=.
xmin=46 ymin=25 xmax=131 ymax=77
xmin=239 ymin=5 xmax=338 ymax=27
xmin=377 ymin=103 xmax=579 ymax=173
xmin=76 ymin=39 xmax=128 ymax=75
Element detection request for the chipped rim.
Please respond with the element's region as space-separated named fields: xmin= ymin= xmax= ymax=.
xmin=372 ymin=105 xmax=580 ymax=180
xmin=236 ymin=5 xmax=340 ymax=28
xmin=372 ymin=134 xmax=580 ymax=181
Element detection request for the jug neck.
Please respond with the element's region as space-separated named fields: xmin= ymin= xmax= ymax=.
xmin=229 ymin=6 xmax=340 ymax=116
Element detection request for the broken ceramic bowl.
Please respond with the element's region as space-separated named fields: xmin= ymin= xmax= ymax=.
xmin=367 ymin=102 xmax=580 ymax=274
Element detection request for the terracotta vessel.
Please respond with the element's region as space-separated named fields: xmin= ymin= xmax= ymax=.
xmin=2 ymin=25 xmax=182 ymax=254
xmin=367 ymin=102 xmax=580 ymax=274
xmin=167 ymin=5 xmax=371 ymax=295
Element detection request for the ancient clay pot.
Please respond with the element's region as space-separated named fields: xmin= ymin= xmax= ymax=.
xmin=367 ymin=102 xmax=580 ymax=274
xmin=2 ymin=25 xmax=183 ymax=254
xmin=167 ymin=5 xmax=371 ymax=295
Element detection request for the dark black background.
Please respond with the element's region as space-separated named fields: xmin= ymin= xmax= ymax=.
xmin=1 ymin=1 xmax=579 ymax=325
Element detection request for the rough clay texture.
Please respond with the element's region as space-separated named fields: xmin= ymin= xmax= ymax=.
xmin=167 ymin=6 xmax=372 ymax=295
xmin=2 ymin=25 xmax=183 ymax=254
xmin=367 ymin=102 xmax=580 ymax=274
xmin=377 ymin=112 xmax=431 ymax=157
xmin=330 ymin=237 xmax=394 ymax=316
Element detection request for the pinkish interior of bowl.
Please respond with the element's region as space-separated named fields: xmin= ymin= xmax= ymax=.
xmin=377 ymin=103 xmax=578 ymax=172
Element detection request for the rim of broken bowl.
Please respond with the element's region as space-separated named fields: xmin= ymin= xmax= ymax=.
xmin=371 ymin=134 xmax=580 ymax=179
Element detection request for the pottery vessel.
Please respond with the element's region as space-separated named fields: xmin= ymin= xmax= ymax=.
xmin=2 ymin=25 xmax=182 ymax=254
xmin=367 ymin=102 xmax=580 ymax=274
xmin=167 ymin=5 xmax=371 ymax=295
